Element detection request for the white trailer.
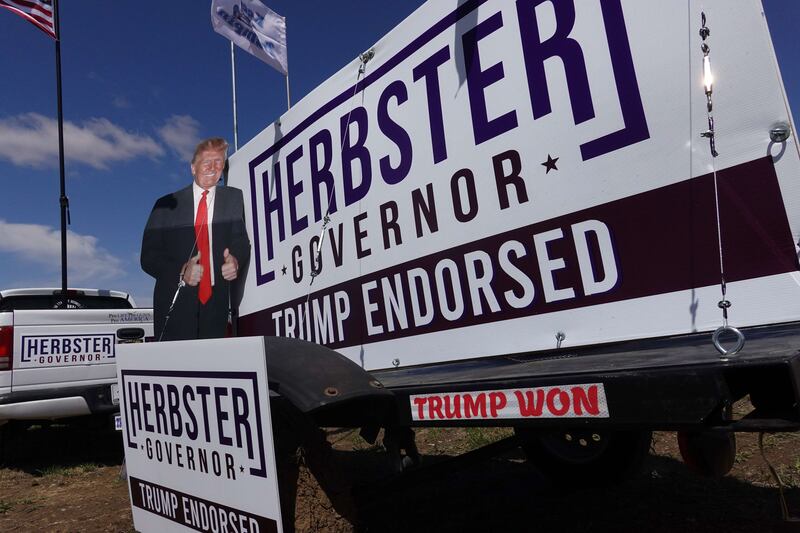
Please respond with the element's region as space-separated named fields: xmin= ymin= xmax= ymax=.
xmin=226 ymin=0 xmax=800 ymax=500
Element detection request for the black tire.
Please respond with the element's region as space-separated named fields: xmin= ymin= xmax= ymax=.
xmin=515 ymin=427 xmax=652 ymax=487
xmin=677 ymin=430 xmax=736 ymax=477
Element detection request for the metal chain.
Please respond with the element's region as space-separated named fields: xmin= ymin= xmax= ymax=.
xmin=700 ymin=13 xmax=745 ymax=357
xmin=699 ymin=14 xmax=718 ymax=157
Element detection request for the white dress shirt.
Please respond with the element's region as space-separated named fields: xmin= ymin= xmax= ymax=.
xmin=192 ymin=182 xmax=216 ymax=286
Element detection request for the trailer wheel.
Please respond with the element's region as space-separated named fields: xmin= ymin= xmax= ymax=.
xmin=677 ymin=430 xmax=736 ymax=477
xmin=515 ymin=428 xmax=652 ymax=486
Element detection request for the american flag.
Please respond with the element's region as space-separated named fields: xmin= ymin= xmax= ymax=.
xmin=0 ymin=0 xmax=55 ymax=38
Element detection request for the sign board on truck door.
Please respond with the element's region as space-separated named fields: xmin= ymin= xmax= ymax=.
xmin=10 ymin=308 xmax=152 ymax=392
xmin=230 ymin=0 xmax=800 ymax=371
xmin=116 ymin=337 xmax=283 ymax=533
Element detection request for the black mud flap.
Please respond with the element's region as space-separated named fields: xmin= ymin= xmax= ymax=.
xmin=263 ymin=336 xmax=396 ymax=428
xmin=261 ymin=337 xmax=397 ymax=530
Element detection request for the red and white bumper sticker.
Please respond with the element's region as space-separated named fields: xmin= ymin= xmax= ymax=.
xmin=409 ymin=383 xmax=609 ymax=421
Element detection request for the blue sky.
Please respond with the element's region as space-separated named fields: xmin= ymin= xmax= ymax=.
xmin=0 ymin=0 xmax=797 ymax=308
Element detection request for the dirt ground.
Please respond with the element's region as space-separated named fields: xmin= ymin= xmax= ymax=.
xmin=0 ymin=413 xmax=798 ymax=533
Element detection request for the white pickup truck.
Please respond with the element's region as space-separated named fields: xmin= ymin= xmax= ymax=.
xmin=0 ymin=288 xmax=153 ymax=434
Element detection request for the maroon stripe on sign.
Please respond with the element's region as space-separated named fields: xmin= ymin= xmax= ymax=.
xmin=239 ymin=156 xmax=798 ymax=349
xmin=128 ymin=476 xmax=278 ymax=533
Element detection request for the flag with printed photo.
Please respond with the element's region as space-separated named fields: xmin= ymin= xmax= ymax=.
xmin=211 ymin=0 xmax=288 ymax=75
xmin=0 ymin=0 xmax=55 ymax=38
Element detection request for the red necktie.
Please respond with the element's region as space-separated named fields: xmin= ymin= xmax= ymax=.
xmin=195 ymin=191 xmax=212 ymax=304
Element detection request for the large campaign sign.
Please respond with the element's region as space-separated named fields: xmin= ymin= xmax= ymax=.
xmin=117 ymin=338 xmax=282 ymax=533
xmin=229 ymin=0 xmax=800 ymax=371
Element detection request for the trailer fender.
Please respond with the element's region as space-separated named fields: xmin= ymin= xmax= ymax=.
xmin=263 ymin=336 xmax=396 ymax=428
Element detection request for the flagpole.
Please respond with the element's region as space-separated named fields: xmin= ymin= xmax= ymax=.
xmin=228 ymin=41 xmax=238 ymax=335
xmin=285 ymin=74 xmax=291 ymax=110
xmin=230 ymin=41 xmax=239 ymax=152
xmin=53 ymin=0 xmax=69 ymax=304
xmin=284 ymin=13 xmax=290 ymax=110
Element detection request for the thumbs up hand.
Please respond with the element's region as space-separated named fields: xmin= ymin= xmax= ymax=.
xmin=221 ymin=248 xmax=239 ymax=281
xmin=182 ymin=252 xmax=204 ymax=286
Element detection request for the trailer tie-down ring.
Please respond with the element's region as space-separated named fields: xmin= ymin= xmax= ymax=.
xmin=712 ymin=325 xmax=745 ymax=358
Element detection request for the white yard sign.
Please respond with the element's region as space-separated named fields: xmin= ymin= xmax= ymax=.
xmin=117 ymin=338 xmax=282 ymax=533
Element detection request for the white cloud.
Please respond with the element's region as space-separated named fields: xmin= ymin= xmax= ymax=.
xmin=0 ymin=219 xmax=125 ymax=283
xmin=158 ymin=114 xmax=201 ymax=162
xmin=0 ymin=113 xmax=164 ymax=169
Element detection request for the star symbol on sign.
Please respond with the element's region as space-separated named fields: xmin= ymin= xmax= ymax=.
xmin=281 ymin=265 xmax=287 ymax=275
xmin=240 ymin=465 xmax=245 ymax=473
xmin=542 ymin=154 xmax=559 ymax=174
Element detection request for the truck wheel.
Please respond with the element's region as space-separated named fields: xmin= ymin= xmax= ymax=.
xmin=515 ymin=427 xmax=652 ymax=486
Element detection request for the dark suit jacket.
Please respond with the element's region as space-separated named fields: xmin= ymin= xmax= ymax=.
xmin=141 ymin=184 xmax=250 ymax=341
